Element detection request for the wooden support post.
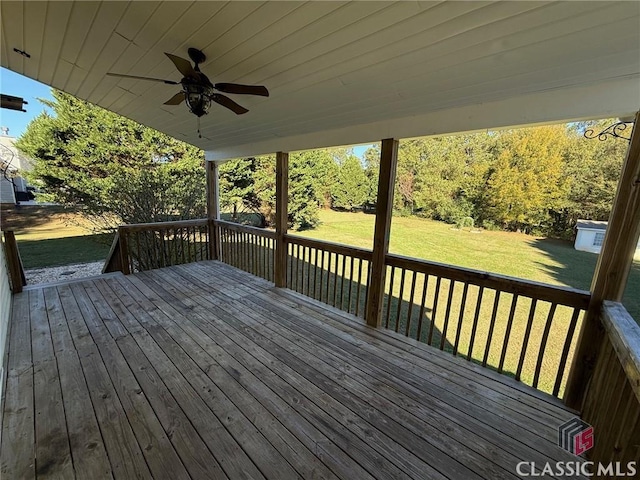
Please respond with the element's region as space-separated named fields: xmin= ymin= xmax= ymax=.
xmin=565 ymin=111 xmax=640 ymax=409
xmin=206 ymin=160 xmax=220 ymax=260
xmin=2 ymin=230 xmax=25 ymax=293
xmin=365 ymin=138 xmax=399 ymax=327
xmin=274 ymin=151 xmax=289 ymax=288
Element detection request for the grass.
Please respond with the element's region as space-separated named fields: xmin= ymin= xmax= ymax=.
xmin=1 ymin=206 xmax=112 ymax=269
xmin=288 ymin=209 xmax=640 ymax=396
xmin=300 ymin=209 xmax=639 ymax=318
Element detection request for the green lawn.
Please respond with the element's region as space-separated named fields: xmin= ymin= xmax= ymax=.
xmin=299 ymin=209 xmax=639 ymax=318
xmin=1 ymin=206 xmax=113 ymax=268
xmin=289 ymin=209 xmax=639 ymax=396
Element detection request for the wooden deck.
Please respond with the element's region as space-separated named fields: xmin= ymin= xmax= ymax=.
xmin=1 ymin=261 xmax=584 ymax=480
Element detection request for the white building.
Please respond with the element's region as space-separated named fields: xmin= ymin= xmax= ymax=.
xmin=575 ymin=219 xmax=640 ymax=256
xmin=0 ymin=128 xmax=34 ymax=205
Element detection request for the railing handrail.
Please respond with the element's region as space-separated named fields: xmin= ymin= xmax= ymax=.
xmin=285 ymin=234 xmax=373 ymax=261
xmin=216 ymin=219 xmax=276 ymax=238
xmin=386 ymin=252 xmax=591 ymax=309
xmin=601 ymin=301 xmax=640 ymax=402
xmin=119 ymin=218 xmax=209 ymax=232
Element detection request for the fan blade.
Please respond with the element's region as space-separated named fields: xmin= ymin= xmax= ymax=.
xmin=212 ymin=94 xmax=249 ymax=115
xmin=165 ymin=53 xmax=197 ymax=77
xmin=164 ymin=92 xmax=185 ymax=105
xmin=214 ymin=83 xmax=269 ymax=97
xmin=107 ymin=73 xmax=179 ymax=85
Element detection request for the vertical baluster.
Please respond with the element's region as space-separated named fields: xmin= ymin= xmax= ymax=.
xmin=181 ymin=228 xmax=187 ymax=264
xmin=264 ymin=235 xmax=269 ymax=279
xmin=416 ymin=274 xmax=429 ymax=341
xmin=498 ymin=294 xmax=519 ymax=373
xmin=319 ymin=250 xmax=325 ymax=303
xmin=384 ymin=266 xmax=395 ymax=329
xmin=313 ymin=248 xmax=319 ymax=300
xmin=553 ymin=308 xmax=582 ymax=397
xmin=427 ymin=277 xmax=442 ymax=346
xmin=220 ymin=229 xmax=225 ymax=262
xmin=258 ymin=236 xmax=264 ymax=279
xmin=300 ymin=246 xmax=311 ymax=296
xmin=516 ymin=299 xmax=538 ymax=381
xmin=325 ymin=252 xmax=332 ymax=304
xmin=192 ymin=226 xmax=197 ymax=262
xmin=355 ymin=258 xmax=363 ymax=317
xmin=467 ymin=286 xmax=485 ymax=360
xmin=251 ymin=233 xmax=255 ymax=275
xmin=439 ymin=280 xmax=456 ymax=350
xmin=269 ymin=238 xmax=276 ymax=282
xmin=363 ymin=261 xmax=372 ymax=316
xmin=533 ymin=303 xmax=557 ymax=389
xmin=135 ymin=232 xmax=142 ymax=272
xmin=339 ymin=254 xmax=347 ymax=310
xmin=452 ymin=283 xmax=469 ymax=356
xmin=162 ymin=228 xmax=168 ymax=266
xmin=243 ymin=231 xmax=247 ymax=270
xmin=304 ymin=246 xmax=310 ymax=297
xmin=287 ymin=242 xmax=293 ymax=288
xmin=404 ymin=271 xmax=417 ymax=337
xmin=332 ymin=253 xmax=340 ymax=307
xmin=332 ymin=253 xmax=339 ymax=307
xmin=482 ymin=291 xmax=501 ymax=366
xmin=298 ymin=244 xmax=304 ymax=292
xmin=347 ymin=256 xmax=354 ymax=314
xmin=395 ymin=268 xmax=406 ymax=333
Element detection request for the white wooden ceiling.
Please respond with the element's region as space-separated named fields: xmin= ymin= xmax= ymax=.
xmin=1 ymin=1 xmax=639 ymax=160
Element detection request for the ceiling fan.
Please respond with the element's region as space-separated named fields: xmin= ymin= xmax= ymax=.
xmin=107 ymin=48 xmax=269 ymax=118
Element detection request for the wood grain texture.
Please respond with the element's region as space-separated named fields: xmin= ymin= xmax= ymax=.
xmin=365 ymin=138 xmax=398 ymax=327
xmin=1 ymin=261 xmax=588 ymax=479
xmin=565 ymin=111 xmax=640 ymax=409
xmin=274 ymin=151 xmax=289 ymax=288
xmin=3 ymin=231 xmax=25 ymax=293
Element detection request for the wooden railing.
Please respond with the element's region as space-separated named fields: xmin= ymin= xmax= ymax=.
xmin=116 ymin=219 xmax=210 ymax=274
xmin=581 ymin=302 xmax=639 ymax=466
xmin=216 ymin=220 xmax=276 ymax=282
xmin=384 ymin=254 xmax=590 ymax=396
xmin=102 ymin=232 xmax=122 ymax=273
xmin=106 ymin=216 xmax=594 ymax=396
xmin=286 ymin=235 xmax=372 ymax=317
xmin=1 ymin=231 xmax=26 ymax=293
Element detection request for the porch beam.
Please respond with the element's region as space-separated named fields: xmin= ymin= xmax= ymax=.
xmin=274 ymin=152 xmax=289 ymax=288
xmin=365 ymin=138 xmax=399 ymax=327
xmin=565 ymin=111 xmax=640 ymax=409
xmin=206 ymin=161 xmax=220 ymax=260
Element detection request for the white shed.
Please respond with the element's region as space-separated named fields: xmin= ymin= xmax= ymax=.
xmin=575 ymin=219 xmax=640 ymax=256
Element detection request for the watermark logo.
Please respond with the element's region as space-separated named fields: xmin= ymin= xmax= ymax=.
xmin=558 ymin=417 xmax=594 ymax=456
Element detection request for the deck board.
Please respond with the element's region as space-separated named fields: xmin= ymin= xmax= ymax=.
xmin=2 ymin=261 xmax=584 ymax=479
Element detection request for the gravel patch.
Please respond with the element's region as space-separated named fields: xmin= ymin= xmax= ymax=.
xmin=25 ymin=261 xmax=105 ymax=285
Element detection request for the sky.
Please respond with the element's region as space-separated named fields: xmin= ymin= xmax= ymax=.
xmin=0 ymin=67 xmax=54 ymax=138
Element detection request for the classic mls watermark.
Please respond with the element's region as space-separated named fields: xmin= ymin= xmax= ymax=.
xmin=515 ymin=417 xmax=637 ymax=477
xmin=558 ymin=417 xmax=594 ymax=456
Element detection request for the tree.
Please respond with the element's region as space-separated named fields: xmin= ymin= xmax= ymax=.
xmin=331 ymin=155 xmax=368 ymax=210
xmin=218 ymin=157 xmax=264 ymax=224
xmin=17 ymin=90 xmax=205 ymax=229
xmin=250 ymin=152 xmax=321 ymax=230
xmin=478 ymin=125 xmax=569 ymax=233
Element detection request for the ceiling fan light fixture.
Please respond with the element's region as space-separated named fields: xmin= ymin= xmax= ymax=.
xmin=184 ymin=83 xmax=211 ymax=117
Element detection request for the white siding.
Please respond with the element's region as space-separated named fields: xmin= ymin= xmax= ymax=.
xmin=575 ymin=229 xmax=602 ymax=254
xmin=0 ymin=178 xmax=15 ymax=205
xmin=0 ymin=232 xmax=13 ymax=403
